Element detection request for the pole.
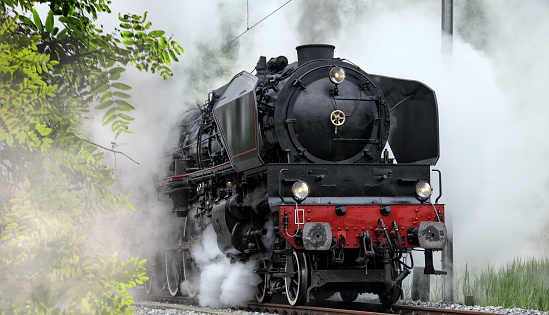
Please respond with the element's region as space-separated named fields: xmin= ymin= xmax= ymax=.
xmin=441 ymin=0 xmax=454 ymax=302
xmin=442 ymin=0 xmax=453 ymax=55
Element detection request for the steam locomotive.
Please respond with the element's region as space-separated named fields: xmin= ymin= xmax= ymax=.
xmin=155 ymin=45 xmax=447 ymax=306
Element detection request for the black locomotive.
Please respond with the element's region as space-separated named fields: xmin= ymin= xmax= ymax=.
xmin=157 ymin=44 xmax=447 ymax=306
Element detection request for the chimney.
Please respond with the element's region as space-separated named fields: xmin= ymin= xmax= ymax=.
xmin=296 ymin=44 xmax=335 ymax=66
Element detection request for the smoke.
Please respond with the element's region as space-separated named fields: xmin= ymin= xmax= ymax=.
xmin=84 ymin=0 xmax=549 ymax=307
xmin=297 ymin=0 xmax=342 ymax=43
xmin=191 ymin=225 xmax=260 ymax=308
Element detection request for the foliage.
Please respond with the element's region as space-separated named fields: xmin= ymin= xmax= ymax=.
xmin=0 ymin=0 xmax=182 ymax=313
xmin=457 ymin=258 xmax=549 ymax=311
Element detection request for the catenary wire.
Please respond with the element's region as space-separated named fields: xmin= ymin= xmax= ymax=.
xmin=219 ymin=0 xmax=293 ymax=53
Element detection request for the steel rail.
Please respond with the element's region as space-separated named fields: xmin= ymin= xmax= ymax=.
xmin=133 ymin=294 xmax=493 ymax=315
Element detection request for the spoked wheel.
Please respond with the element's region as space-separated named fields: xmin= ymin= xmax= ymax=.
xmin=340 ymin=291 xmax=359 ymax=302
xmin=165 ymin=250 xmax=182 ymax=296
xmin=255 ymin=260 xmax=272 ymax=303
xmin=144 ymin=254 xmax=163 ymax=294
xmin=144 ymin=277 xmax=152 ymax=294
xmin=183 ymin=250 xmax=199 ymax=297
xmin=378 ymin=286 xmax=401 ymax=307
xmin=285 ymin=251 xmax=309 ymax=306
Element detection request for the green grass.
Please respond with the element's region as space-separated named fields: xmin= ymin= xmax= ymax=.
xmin=456 ymin=257 xmax=549 ymax=311
xmin=402 ymin=257 xmax=549 ymax=311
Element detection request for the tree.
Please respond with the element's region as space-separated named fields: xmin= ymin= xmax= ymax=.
xmin=0 ymin=0 xmax=182 ymax=313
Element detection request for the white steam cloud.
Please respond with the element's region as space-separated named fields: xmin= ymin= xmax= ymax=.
xmin=191 ymin=225 xmax=260 ymax=308
xmin=87 ymin=0 xmax=549 ymax=306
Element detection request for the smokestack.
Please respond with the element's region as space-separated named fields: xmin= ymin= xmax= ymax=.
xmin=296 ymin=44 xmax=335 ymax=66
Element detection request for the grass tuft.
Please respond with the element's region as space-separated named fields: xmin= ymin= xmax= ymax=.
xmin=402 ymin=256 xmax=549 ymax=311
xmin=456 ymin=257 xmax=549 ymax=310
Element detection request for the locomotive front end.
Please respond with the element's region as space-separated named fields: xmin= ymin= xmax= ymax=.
xmin=258 ymin=45 xmax=447 ymax=305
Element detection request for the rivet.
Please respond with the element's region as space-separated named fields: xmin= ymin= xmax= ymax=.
xmin=354 ymin=227 xmax=357 ymax=230
xmin=413 ymin=221 xmax=416 ymax=225
xmin=338 ymin=227 xmax=341 ymax=231
xmin=346 ymin=227 xmax=349 ymax=230
xmin=362 ymin=227 xmax=365 ymax=230
xmin=354 ymin=242 xmax=357 ymax=245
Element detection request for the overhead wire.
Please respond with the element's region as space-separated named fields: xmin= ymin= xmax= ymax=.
xmin=219 ymin=0 xmax=293 ymax=53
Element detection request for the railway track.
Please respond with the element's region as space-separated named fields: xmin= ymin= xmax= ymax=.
xmin=133 ymin=295 xmax=493 ymax=315
xmin=246 ymin=302 xmax=493 ymax=315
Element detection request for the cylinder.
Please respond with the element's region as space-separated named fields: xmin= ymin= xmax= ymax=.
xmin=296 ymin=44 xmax=335 ymax=66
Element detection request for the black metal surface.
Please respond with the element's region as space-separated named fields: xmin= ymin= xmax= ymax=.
xmin=273 ymin=59 xmax=389 ymax=164
xmin=214 ymin=71 xmax=262 ymax=171
xmin=267 ymin=163 xmax=431 ymax=206
xmin=370 ymin=75 xmax=439 ymax=165
xmin=296 ymin=44 xmax=335 ymax=65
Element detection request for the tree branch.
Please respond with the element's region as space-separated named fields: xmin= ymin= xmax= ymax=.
xmin=77 ymin=136 xmax=140 ymax=165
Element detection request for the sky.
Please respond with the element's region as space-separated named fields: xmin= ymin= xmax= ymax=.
xmin=88 ymin=0 xmax=549 ymax=278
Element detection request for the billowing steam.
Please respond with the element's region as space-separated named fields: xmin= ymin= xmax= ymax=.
xmin=190 ymin=225 xmax=260 ymax=308
xmin=87 ymin=0 xmax=549 ymax=308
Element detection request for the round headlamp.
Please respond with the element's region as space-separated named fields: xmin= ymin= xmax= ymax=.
xmin=329 ymin=67 xmax=346 ymax=84
xmin=292 ymin=180 xmax=310 ymax=202
xmin=415 ymin=181 xmax=432 ymax=201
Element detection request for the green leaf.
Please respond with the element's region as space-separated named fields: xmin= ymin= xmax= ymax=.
xmin=98 ymin=176 xmax=116 ymax=187
xmin=121 ymin=31 xmax=134 ymax=38
xmin=99 ymin=91 xmax=113 ymax=103
xmin=117 ymin=113 xmax=134 ymax=121
xmin=19 ymin=16 xmax=37 ymax=31
xmin=108 ymin=67 xmax=125 ymax=75
xmin=120 ymin=23 xmax=132 ymax=29
xmin=111 ymin=83 xmax=132 ymax=91
xmin=169 ymin=50 xmax=179 ymax=62
xmin=36 ymin=124 xmax=52 ymax=136
xmin=104 ymin=107 xmax=116 ymax=119
xmin=102 ymin=113 xmax=117 ymax=125
xmin=148 ymin=30 xmax=165 ymax=38
xmin=118 ymin=13 xmax=130 ymax=22
xmin=94 ymin=100 xmax=114 ymax=110
xmin=122 ymin=38 xmax=135 ymax=45
xmin=109 ymin=72 xmax=121 ymax=80
xmin=32 ymin=9 xmax=43 ymax=33
xmin=0 ymin=233 xmax=13 ymax=241
xmin=45 ymin=10 xmax=54 ymax=33
xmin=114 ymin=100 xmax=135 ymax=111
xmin=145 ymin=22 xmax=152 ymax=30
xmin=113 ymin=91 xmax=131 ymax=99
xmin=92 ymin=84 xmax=109 ymax=94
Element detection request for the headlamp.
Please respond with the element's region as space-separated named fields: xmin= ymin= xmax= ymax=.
xmin=415 ymin=181 xmax=432 ymax=201
xmin=292 ymin=180 xmax=310 ymax=202
xmin=329 ymin=67 xmax=346 ymax=84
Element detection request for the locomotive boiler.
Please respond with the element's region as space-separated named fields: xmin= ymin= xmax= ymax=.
xmin=157 ymin=44 xmax=447 ymax=306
